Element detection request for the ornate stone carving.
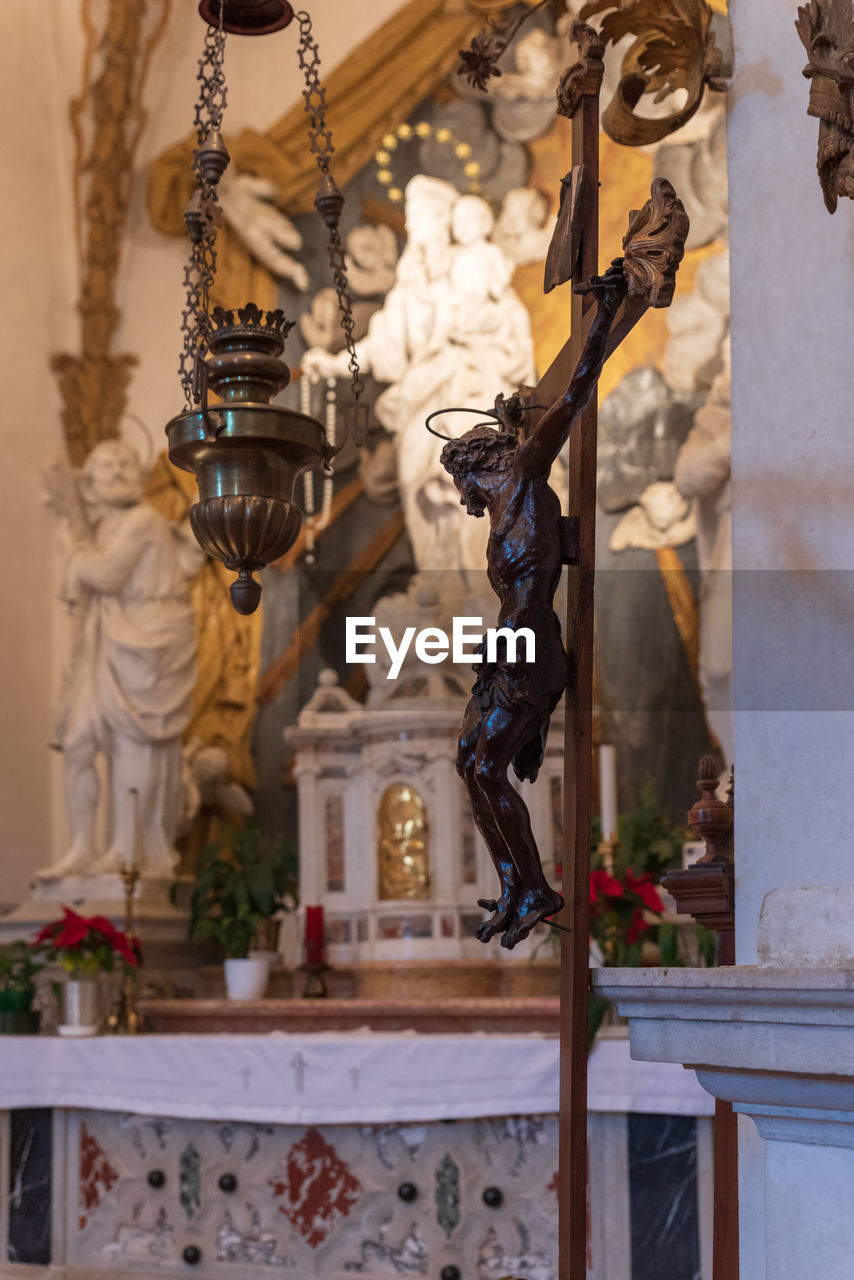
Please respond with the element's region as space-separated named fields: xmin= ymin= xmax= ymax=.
xmin=796 ymin=0 xmax=854 ymax=212
xmin=580 ymin=0 xmax=727 ymax=146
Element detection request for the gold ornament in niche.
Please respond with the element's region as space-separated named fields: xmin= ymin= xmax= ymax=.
xmin=377 ymin=784 xmax=430 ymax=901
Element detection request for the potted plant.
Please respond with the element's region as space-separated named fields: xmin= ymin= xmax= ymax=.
xmin=32 ymin=907 xmax=141 ymax=1036
xmin=186 ymin=825 xmax=298 ymax=1000
xmin=0 ymin=942 xmax=46 ymax=1034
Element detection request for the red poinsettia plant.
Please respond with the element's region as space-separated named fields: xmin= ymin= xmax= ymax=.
xmin=588 ymin=866 xmax=665 ymax=1047
xmin=589 ymin=867 xmax=665 ymax=966
xmin=31 ymin=907 xmax=141 ymax=977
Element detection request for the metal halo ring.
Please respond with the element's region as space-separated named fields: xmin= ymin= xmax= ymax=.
xmin=424 ymin=403 xmax=549 ymax=442
xmin=424 ymin=407 xmax=502 ymax=442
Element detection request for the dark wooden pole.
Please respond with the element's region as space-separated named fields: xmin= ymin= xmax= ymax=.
xmin=558 ymin=89 xmax=600 ymax=1280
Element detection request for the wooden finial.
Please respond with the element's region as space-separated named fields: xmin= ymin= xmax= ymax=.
xmin=688 ymin=755 xmax=733 ymax=865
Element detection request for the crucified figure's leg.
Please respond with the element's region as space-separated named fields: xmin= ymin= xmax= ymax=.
xmin=471 ymin=703 xmax=564 ymax=949
xmin=457 ymin=700 xmax=520 ymax=941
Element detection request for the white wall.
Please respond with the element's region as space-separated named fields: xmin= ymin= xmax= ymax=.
xmin=729 ymin=0 xmax=854 ymax=962
xmin=0 ymin=1 xmax=404 ymax=901
xmin=0 ymin=5 xmax=80 ymax=903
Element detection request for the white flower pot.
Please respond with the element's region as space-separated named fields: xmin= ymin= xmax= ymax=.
xmin=224 ymin=956 xmax=270 ymax=1001
xmin=59 ymin=977 xmax=101 ymax=1036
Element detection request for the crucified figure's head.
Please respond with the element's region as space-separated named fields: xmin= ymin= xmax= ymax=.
xmin=440 ymin=424 xmax=517 ymax=516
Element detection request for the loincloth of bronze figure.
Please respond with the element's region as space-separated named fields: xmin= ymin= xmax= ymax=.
xmin=467 ymin=603 xmax=568 ymax=784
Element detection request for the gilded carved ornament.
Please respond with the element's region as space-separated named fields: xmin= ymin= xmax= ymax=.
xmin=377 ymin=783 xmax=431 ymax=901
xmin=53 ymin=0 xmax=171 ymax=465
xmin=579 ymin=0 xmax=727 ymax=146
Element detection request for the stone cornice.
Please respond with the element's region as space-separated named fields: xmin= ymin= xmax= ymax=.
xmin=593 ymin=966 xmax=854 ymax=1146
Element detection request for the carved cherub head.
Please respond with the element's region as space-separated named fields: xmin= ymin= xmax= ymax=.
xmin=440 ymin=424 xmax=517 ymax=516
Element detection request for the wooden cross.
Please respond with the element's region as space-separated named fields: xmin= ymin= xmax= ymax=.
xmin=515 ymin=25 xmax=689 ymax=1280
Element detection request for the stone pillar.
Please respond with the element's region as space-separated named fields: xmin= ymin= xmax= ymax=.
xmin=728 ymin=0 xmax=854 ymax=962
xmin=596 ymin=5 xmax=854 ymax=1272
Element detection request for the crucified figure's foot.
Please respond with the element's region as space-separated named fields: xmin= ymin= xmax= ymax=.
xmin=500 ymin=886 xmax=564 ymax=950
xmin=476 ymin=889 xmax=520 ymax=942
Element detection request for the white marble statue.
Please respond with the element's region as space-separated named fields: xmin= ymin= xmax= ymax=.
xmin=218 ymin=170 xmax=310 ymax=292
xmin=40 ymin=440 xmax=199 ymax=880
xmin=302 ymin=176 xmax=536 ymax=580
xmin=344 ymin=223 xmax=398 ymax=297
xmin=610 ymin=481 xmax=697 ymax=552
xmin=493 ymin=187 xmax=554 ymax=266
xmin=674 ymin=354 xmax=733 ymax=767
xmin=663 ymin=249 xmax=730 ymax=392
xmin=178 ymin=739 xmax=254 ymax=840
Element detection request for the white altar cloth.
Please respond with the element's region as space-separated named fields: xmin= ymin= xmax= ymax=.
xmin=0 ymin=1032 xmax=712 ymax=1125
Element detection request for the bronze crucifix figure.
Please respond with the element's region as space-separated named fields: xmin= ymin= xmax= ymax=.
xmin=438 ymin=180 xmax=689 ymax=950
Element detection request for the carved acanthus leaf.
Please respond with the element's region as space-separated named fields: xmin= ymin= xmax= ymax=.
xmin=795 ymin=0 xmax=854 ymax=212
xmin=556 ymin=21 xmax=605 ymax=119
xmin=621 ymin=178 xmax=690 ymax=309
xmin=579 ymin=0 xmax=725 ymax=145
xmin=796 ymin=0 xmax=854 ymax=90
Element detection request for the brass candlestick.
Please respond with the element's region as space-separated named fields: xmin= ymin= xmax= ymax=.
xmin=596 ymin=835 xmax=619 ymax=877
xmin=106 ymin=865 xmax=142 ymax=1035
xmin=298 ymin=962 xmax=330 ymax=999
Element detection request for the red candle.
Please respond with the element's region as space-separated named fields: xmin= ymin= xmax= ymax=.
xmin=304 ymin=905 xmax=325 ymax=967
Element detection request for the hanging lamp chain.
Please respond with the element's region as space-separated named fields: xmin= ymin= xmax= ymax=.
xmin=296 ymin=10 xmax=365 ymax=434
xmin=179 ymin=5 xmax=228 ymax=406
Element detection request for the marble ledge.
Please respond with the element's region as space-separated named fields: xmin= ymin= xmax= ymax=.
xmin=138 ymin=995 xmax=560 ymax=1035
xmin=592 ymin=965 xmax=854 ymax=1147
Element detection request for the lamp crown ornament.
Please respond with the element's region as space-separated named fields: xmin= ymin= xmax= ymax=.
xmin=166 ymin=3 xmax=364 ymax=613
xmin=210 ymin=303 xmax=295 ymax=341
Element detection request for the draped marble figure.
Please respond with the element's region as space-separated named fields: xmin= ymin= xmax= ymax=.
xmin=41 ymin=440 xmax=198 ymax=879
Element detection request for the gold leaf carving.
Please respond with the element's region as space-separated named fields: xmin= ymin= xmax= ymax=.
xmin=54 ymin=0 xmax=171 ymax=464
xmin=580 ymin=0 xmax=726 ymax=146
xmin=622 ymin=178 xmax=690 ymax=308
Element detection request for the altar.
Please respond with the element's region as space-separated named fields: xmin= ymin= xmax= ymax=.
xmin=0 ymin=1031 xmax=713 ymax=1279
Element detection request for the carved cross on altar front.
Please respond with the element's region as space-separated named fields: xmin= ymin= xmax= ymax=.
xmin=290 ymin=1052 xmax=307 ymax=1094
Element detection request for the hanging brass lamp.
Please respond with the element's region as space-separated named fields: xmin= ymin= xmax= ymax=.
xmin=166 ymin=2 xmax=364 ymax=614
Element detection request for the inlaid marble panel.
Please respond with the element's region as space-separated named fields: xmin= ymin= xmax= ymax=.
xmin=1 ymin=1105 xmax=711 ymax=1277
xmin=61 ymin=1109 xmax=559 ymax=1277
xmin=8 ymin=1108 xmax=52 ymax=1265
xmin=628 ymin=1114 xmax=700 ymax=1280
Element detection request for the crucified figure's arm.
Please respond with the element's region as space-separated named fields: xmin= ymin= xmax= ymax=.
xmin=516 ymin=259 xmax=627 ymax=479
